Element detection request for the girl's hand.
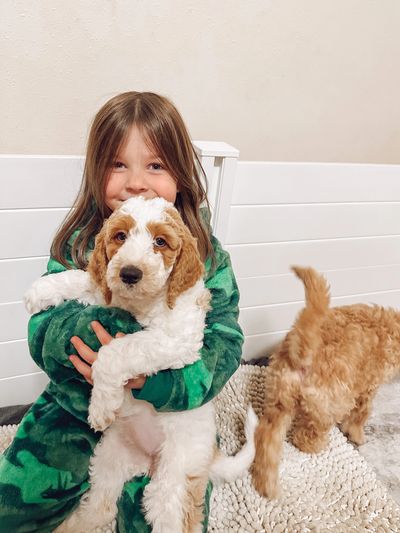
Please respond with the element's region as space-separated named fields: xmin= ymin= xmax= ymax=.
xmin=69 ymin=321 xmax=147 ymax=390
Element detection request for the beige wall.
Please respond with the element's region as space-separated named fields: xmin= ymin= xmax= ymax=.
xmin=1 ymin=0 xmax=399 ymax=163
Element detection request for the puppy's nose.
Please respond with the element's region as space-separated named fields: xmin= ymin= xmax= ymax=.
xmin=120 ymin=265 xmax=143 ymax=285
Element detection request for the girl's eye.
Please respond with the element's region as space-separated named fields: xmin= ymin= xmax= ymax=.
xmin=115 ymin=231 xmax=127 ymax=242
xmin=154 ymin=237 xmax=166 ymax=247
xmin=113 ymin=161 xmax=125 ymax=169
xmin=150 ymin=162 xmax=163 ymax=171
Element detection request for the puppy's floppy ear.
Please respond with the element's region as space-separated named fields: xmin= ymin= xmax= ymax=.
xmin=166 ymin=209 xmax=204 ymax=309
xmin=87 ymin=222 xmax=112 ymax=305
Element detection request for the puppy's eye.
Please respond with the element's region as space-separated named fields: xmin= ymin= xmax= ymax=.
xmin=115 ymin=231 xmax=127 ymax=242
xmin=154 ymin=237 xmax=166 ymax=247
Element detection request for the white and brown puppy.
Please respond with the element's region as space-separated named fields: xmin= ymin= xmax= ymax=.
xmin=25 ymin=197 xmax=257 ymax=533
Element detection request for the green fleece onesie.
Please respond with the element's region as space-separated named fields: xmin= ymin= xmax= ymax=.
xmin=0 ymin=232 xmax=243 ymax=532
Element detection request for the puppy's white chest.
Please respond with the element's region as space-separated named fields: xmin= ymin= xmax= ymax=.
xmin=119 ymin=392 xmax=165 ymax=457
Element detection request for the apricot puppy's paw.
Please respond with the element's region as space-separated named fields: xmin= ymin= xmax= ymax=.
xmin=340 ymin=421 xmax=365 ymax=445
xmin=252 ymin=467 xmax=281 ymax=499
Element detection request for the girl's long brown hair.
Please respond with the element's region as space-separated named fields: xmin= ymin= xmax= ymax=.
xmin=51 ymin=92 xmax=213 ymax=269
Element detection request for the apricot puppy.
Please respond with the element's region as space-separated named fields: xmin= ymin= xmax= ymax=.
xmin=253 ymin=266 xmax=400 ymax=499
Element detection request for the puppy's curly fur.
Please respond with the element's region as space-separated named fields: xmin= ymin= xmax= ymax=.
xmin=252 ymin=266 xmax=400 ymax=499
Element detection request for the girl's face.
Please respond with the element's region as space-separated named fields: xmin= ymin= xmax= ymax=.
xmin=105 ymin=125 xmax=178 ymax=212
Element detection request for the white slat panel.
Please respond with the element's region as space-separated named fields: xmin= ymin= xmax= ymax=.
xmin=227 ymin=203 xmax=400 ymax=245
xmin=0 ymin=372 xmax=49 ymax=408
xmin=0 ymin=340 xmax=40 ymax=379
xmin=242 ymin=332 xmax=286 ymax=361
xmin=227 ymin=236 xmax=400 ymax=278
xmin=233 ymin=162 xmax=400 ymax=205
xmin=238 ymin=265 xmax=400 ymax=308
xmin=240 ymin=302 xmax=302 ymax=337
xmin=0 ymin=156 xmax=83 ymax=209
xmin=0 ymin=302 xmax=29 ymax=342
xmin=239 ymin=290 xmax=400 ymax=337
xmin=0 ymin=257 xmax=48 ymax=304
xmin=0 ymin=209 xmax=69 ymax=259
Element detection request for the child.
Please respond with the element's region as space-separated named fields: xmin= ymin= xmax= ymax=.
xmin=0 ymin=92 xmax=244 ymax=532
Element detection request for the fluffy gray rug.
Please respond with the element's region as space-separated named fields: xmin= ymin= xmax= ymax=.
xmin=358 ymin=375 xmax=400 ymax=506
xmin=1 ymin=365 xmax=399 ymax=532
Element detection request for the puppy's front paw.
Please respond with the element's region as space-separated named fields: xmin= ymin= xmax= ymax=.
xmin=88 ymin=384 xmax=124 ymax=431
xmin=24 ymin=286 xmax=63 ymax=314
xmin=88 ymin=401 xmax=116 ymax=432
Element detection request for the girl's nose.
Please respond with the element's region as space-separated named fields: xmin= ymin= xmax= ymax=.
xmin=126 ymin=170 xmax=148 ymax=193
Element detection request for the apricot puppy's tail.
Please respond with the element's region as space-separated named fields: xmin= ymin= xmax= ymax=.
xmin=287 ymin=266 xmax=331 ymax=368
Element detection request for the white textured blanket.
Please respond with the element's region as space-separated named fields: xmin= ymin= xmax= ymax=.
xmin=1 ymin=365 xmax=400 ymax=532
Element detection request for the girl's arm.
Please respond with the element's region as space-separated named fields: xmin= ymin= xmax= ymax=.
xmin=131 ymin=235 xmax=244 ymax=411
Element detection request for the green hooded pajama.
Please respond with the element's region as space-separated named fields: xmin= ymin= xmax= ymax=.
xmin=0 ymin=234 xmax=243 ymax=532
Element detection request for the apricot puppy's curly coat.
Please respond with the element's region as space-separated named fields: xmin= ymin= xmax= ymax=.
xmin=253 ymin=266 xmax=400 ymax=499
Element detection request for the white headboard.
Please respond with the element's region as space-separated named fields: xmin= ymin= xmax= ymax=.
xmin=1 ymin=148 xmax=400 ymax=406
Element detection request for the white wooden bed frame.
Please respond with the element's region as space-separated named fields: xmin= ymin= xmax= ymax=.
xmin=1 ymin=144 xmax=400 ymax=407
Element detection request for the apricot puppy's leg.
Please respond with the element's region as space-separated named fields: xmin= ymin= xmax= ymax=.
xmin=340 ymin=391 xmax=375 ymax=445
xmin=252 ymin=404 xmax=294 ymax=499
